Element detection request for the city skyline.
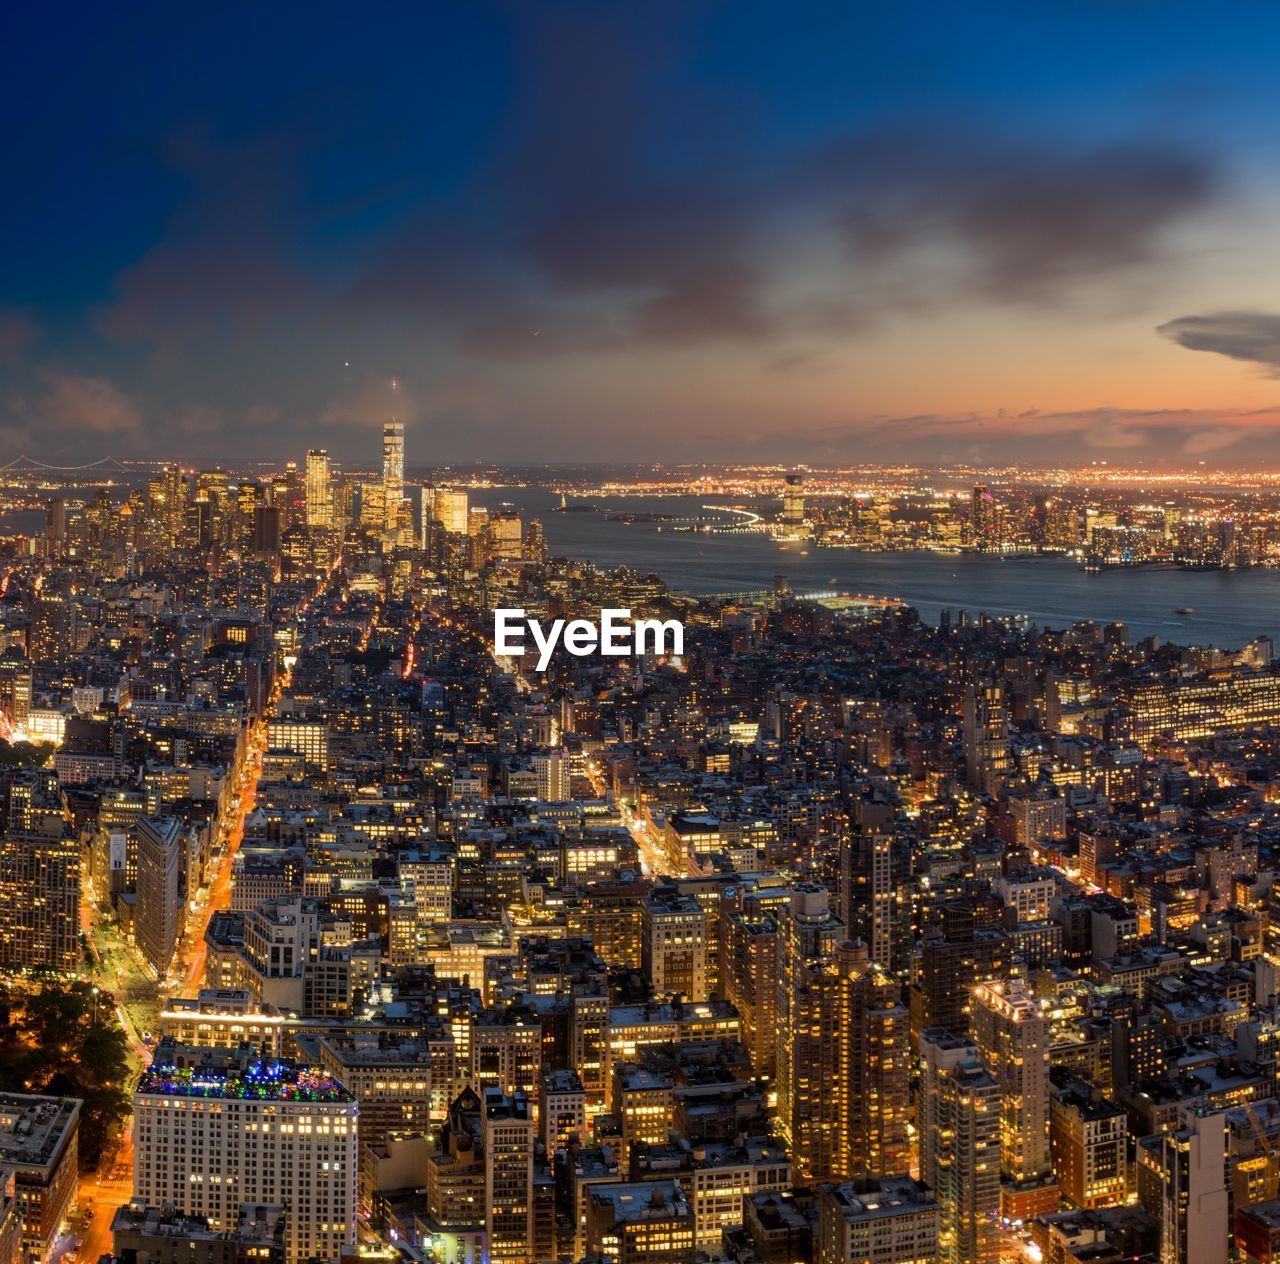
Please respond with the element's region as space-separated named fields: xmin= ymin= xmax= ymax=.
xmin=6 ymin=387 xmax=1280 ymax=1264
xmin=10 ymin=4 xmax=1280 ymax=467
xmin=14 ymin=10 xmax=1280 ymax=1264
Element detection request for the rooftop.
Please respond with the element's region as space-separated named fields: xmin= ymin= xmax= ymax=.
xmin=0 ymin=1094 xmax=81 ymax=1171
xmin=137 ymin=1056 xmax=355 ymax=1104
xmin=826 ymin=1176 xmax=937 ymax=1221
xmin=587 ymin=1180 xmax=691 ymax=1223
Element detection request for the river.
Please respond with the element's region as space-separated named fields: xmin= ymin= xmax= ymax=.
xmin=473 ymin=488 xmax=1280 ymax=649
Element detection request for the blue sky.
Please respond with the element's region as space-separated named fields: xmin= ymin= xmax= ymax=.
xmin=5 ymin=0 xmax=1280 ymax=466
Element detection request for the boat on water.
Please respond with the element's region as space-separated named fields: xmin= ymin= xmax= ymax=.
xmin=1175 ymin=606 xmax=1195 ymax=616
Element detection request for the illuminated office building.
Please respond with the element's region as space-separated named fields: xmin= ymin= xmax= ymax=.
xmin=305 ymin=449 xmax=331 ymax=530
xmin=430 ymin=487 xmax=469 ymax=534
xmin=135 ymin=815 xmax=184 ymax=978
xmin=1117 ymin=670 xmax=1280 ymax=746
xmin=488 ymin=504 xmax=523 ymax=561
xmin=782 ymin=473 xmax=805 ymax=528
xmin=382 ymin=420 xmax=404 ymax=535
xmin=133 ymin=1044 xmax=357 ymax=1264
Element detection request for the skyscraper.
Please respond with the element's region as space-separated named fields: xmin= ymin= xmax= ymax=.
xmin=1158 ymin=1107 xmax=1229 ymax=1264
xmin=432 ymin=487 xmax=469 ymax=534
xmin=782 ymin=473 xmax=805 ymax=528
xmin=775 ymin=888 xmax=910 ymax=1182
xmin=135 ymin=815 xmax=184 ymax=977
xmin=970 ymin=484 xmax=996 ymax=550
xmin=971 ymin=979 xmax=1056 ymax=1219
xmin=963 ymin=681 xmax=1011 ymax=794
xmin=382 ymin=420 xmax=404 ymax=535
xmin=920 ymin=1029 xmax=1001 ymax=1264
xmin=0 ymin=831 xmax=80 ymax=974
xmin=482 ymin=1088 xmax=534 ymax=1264
xmin=0 ymin=657 xmax=32 ymax=734
xmin=305 ymin=448 xmax=331 ymax=530
xmin=488 ymin=504 xmax=523 ymax=561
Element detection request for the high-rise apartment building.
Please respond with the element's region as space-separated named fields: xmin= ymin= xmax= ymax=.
xmin=970 ymin=483 xmax=997 ymax=550
xmin=0 ymin=657 xmax=32 ymax=734
xmin=27 ymin=596 xmax=69 ymax=666
xmin=920 ymin=1029 xmax=1001 ymax=1264
xmin=775 ymin=887 xmax=910 ymax=1182
xmin=482 ymin=1088 xmax=534 ymax=1264
xmin=1158 ymin=1108 xmax=1229 ymax=1264
xmin=0 ymin=1094 xmax=80 ymax=1264
xmin=840 ymin=796 xmax=909 ymax=974
xmin=963 ymin=682 xmax=1012 ymax=793
xmin=913 ymin=927 xmax=1010 ymax=1041
xmin=0 ymin=832 xmax=80 ymax=974
xmin=721 ymin=904 xmax=779 ymax=1081
xmin=971 ymin=979 xmax=1056 ymax=1219
xmin=133 ymin=1043 xmax=358 ymax=1264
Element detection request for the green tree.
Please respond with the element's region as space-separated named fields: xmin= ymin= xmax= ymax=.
xmin=0 ymin=981 xmax=132 ymax=1167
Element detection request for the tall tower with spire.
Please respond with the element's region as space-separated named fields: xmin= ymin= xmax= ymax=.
xmin=383 ymin=418 xmax=404 ymax=536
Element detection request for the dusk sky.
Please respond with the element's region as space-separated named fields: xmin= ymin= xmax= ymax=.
xmin=10 ymin=1 xmax=1280 ymax=467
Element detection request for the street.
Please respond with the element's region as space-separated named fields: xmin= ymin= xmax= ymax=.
xmin=74 ymin=1122 xmax=134 ymax=1264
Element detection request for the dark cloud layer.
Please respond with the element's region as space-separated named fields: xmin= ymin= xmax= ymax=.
xmin=829 ymin=133 xmax=1214 ymax=304
xmin=1158 ymin=311 xmax=1280 ymax=372
xmin=0 ymin=2 xmax=1250 ymax=462
xmin=735 ymin=404 xmax=1280 ymax=466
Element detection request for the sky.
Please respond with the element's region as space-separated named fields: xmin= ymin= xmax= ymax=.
xmin=9 ymin=1 xmax=1280 ymax=468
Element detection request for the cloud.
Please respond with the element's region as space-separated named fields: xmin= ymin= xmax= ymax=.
xmin=0 ymin=308 xmax=37 ymax=363
xmin=318 ymin=376 xmax=414 ymax=430
xmin=1157 ymin=311 xmax=1280 ymax=372
xmin=172 ymin=404 xmax=224 ymax=436
xmin=98 ymin=126 xmax=320 ymax=354
xmin=341 ymin=5 xmax=1221 ymax=363
xmin=0 ymin=3 xmax=1234 ymax=461
xmin=1182 ymin=426 xmax=1247 ymax=455
xmin=732 ymin=404 xmax=1280 ymax=466
xmin=19 ymin=371 xmax=144 ymax=434
xmin=823 ymin=132 xmax=1215 ymax=305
